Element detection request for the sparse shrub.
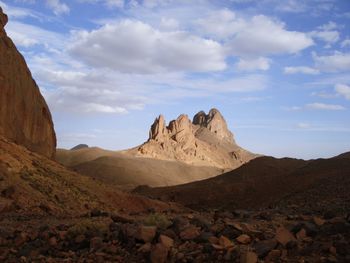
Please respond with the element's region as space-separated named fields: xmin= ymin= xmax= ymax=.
xmin=143 ymin=213 xmax=171 ymax=230
xmin=67 ymin=219 xmax=108 ymax=238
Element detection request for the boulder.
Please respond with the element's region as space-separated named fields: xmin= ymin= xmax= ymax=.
xmin=150 ymin=243 xmax=168 ymax=263
xmin=275 ymin=226 xmax=296 ymax=246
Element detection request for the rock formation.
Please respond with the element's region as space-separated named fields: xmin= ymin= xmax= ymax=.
xmin=0 ymin=7 xmax=56 ymax=158
xmin=136 ymin=108 xmax=257 ymax=170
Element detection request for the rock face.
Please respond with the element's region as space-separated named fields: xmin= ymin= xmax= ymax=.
xmin=193 ymin=108 xmax=235 ymax=144
xmin=0 ymin=7 xmax=56 ymax=158
xmin=137 ymin=108 xmax=256 ymax=170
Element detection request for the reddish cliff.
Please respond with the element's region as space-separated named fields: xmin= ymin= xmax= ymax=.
xmin=0 ymin=7 xmax=56 ymax=158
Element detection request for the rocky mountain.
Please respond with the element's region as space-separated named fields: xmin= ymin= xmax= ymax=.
xmin=135 ymin=108 xmax=257 ymax=170
xmin=0 ymin=7 xmax=56 ymax=159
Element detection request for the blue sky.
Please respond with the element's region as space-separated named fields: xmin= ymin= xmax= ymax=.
xmin=1 ymin=0 xmax=350 ymax=159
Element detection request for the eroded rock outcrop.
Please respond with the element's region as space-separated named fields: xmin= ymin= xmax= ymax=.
xmin=137 ymin=108 xmax=257 ymax=170
xmin=0 ymin=7 xmax=56 ymax=158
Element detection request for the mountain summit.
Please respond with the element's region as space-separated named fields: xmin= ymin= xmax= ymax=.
xmin=136 ymin=108 xmax=257 ymax=170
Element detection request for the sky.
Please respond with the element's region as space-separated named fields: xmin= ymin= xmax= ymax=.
xmin=1 ymin=0 xmax=350 ymax=159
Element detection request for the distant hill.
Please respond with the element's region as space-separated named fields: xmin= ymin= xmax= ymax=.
xmin=70 ymin=144 xmax=89 ymax=150
xmin=56 ymin=147 xmax=221 ymax=190
xmin=135 ymin=153 xmax=350 ymax=214
xmin=56 ymin=108 xmax=258 ymax=189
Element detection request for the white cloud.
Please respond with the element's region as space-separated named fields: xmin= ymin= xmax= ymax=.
xmin=6 ymin=20 xmax=65 ymax=48
xmin=306 ymin=102 xmax=346 ymax=110
xmin=309 ymin=22 xmax=340 ymax=46
xmin=45 ymin=0 xmax=70 ymax=15
xmin=335 ymin=83 xmax=350 ymax=100
xmin=341 ymin=39 xmax=350 ymax=48
xmin=313 ymin=51 xmax=350 ymax=72
xmin=225 ymin=15 xmax=313 ymax=56
xmin=195 ymin=9 xmax=245 ymax=39
xmin=236 ymin=57 xmax=270 ymax=71
xmin=309 ymin=30 xmax=339 ymax=45
xmin=69 ymin=20 xmax=226 ymax=74
xmin=284 ymin=66 xmax=320 ymax=75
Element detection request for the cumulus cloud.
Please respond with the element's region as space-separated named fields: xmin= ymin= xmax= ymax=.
xmin=45 ymin=0 xmax=70 ymax=15
xmin=335 ymin=83 xmax=350 ymax=100
xmin=313 ymin=51 xmax=350 ymax=72
xmin=69 ymin=20 xmax=226 ymax=74
xmin=236 ymin=57 xmax=270 ymax=71
xmin=225 ymin=15 xmax=313 ymax=56
xmin=306 ymin=102 xmax=346 ymax=110
xmin=195 ymin=9 xmax=245 ymax=40
xmin=284 ymin=66 xmax=320 ymax=75
xmin=196 ymin=11 xmax=313 ymax=56
xmin=309 ymin=22 xmax=340 ymax=47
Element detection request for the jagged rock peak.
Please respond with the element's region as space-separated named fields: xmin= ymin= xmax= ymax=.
xmin=0 ymin=7 xmax=56 ymax=158
xmin=149 ymin=115 xmax=167 ymax=141
xmin=193 ymin=108 xmax=235 ymax=144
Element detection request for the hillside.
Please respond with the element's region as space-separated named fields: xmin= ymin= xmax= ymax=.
xmin=57 ymin=147 xmax=221 ymax=189
xmin=135 ymin=153 xmax=350 ymax=214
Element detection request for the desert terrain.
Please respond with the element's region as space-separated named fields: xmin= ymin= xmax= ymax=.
xmin=0 ymin=5 xmax=349 ymax=263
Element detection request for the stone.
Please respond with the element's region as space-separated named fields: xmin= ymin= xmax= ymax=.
xmin=313 ymin=216 xmax=326 ymax=226
xmin=136 ymin=226 xmax=157 ymax=243
xmin=179 ymin=225 xmax=201 ymax=240
xmin=253 ymin=239 xmax=277 ymax=258
xmin=150 ymin=243 xmax=168 ymax=263
xmin=275 ymin=227 xmax=296 ymax=246
xmin=240 ymin=251 xmax=258 ymax=263
xmin=0 ymin=7 xmax=56 ymax=158
xmin=296 ymin=228 xmax=307 ymax=240
xmin=219 ymin=235 xmax=234 ymax=249
xmin=236 ymin=234 xmax=251 ymax=244
xmin=158 ymin=235 xmax=174 ymax=249
xmin=138 ymin=243 xmax=152 ymax=253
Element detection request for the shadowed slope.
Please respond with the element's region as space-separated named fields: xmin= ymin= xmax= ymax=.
xmin=135 ymin=153 xmax=350 ymax=213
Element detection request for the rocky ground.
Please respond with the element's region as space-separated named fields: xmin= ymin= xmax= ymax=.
xmin=0 ymin=206 xmax=349 ymax=263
